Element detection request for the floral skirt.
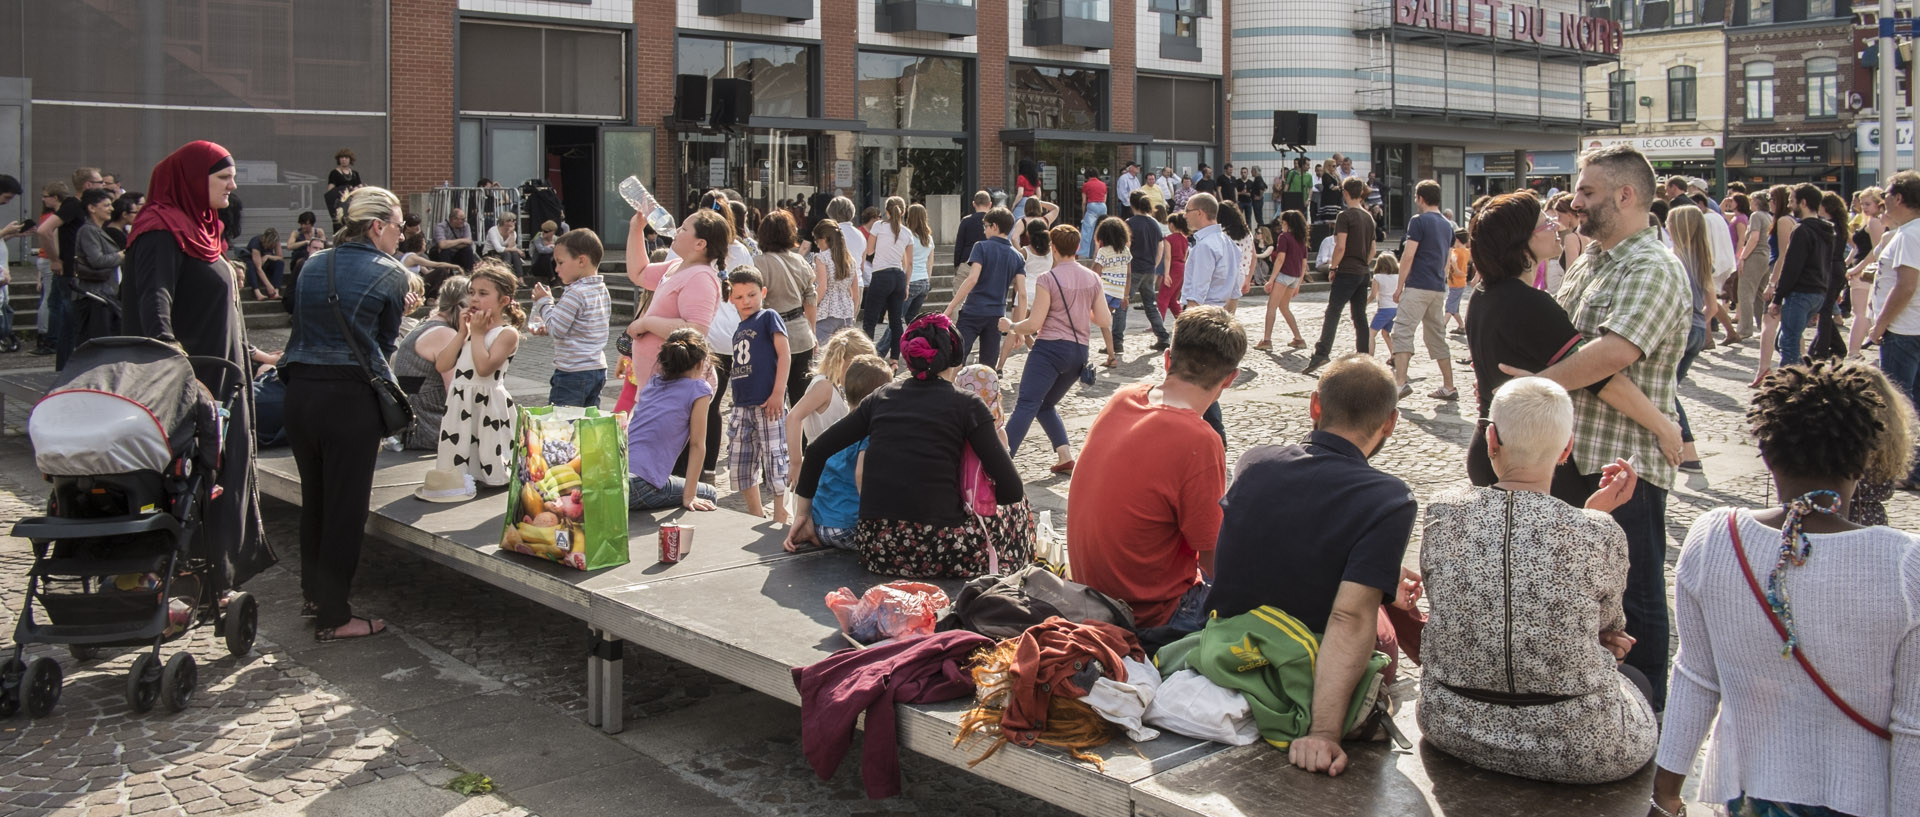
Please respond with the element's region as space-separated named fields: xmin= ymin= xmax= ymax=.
xmin=853 ymin=499 xmax=1036 ymax=579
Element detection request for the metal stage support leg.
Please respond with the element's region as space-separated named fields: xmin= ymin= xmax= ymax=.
xmin=586 ymin=628 xmax=625 ymax=734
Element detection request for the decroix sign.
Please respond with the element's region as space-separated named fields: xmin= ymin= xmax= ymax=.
xmin=1393 ymin=0 xmax=1623 ymax=55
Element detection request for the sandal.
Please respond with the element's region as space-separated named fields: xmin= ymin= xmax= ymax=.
xmin=1102 ymin=357 xmax=1120 ymax=368
xmin=315 ymin=616 xmax=387 ymax=642
xmin=1253 ymin=340 xmax=1273 ymax=350
xmin=1288 ymin=338 xmax=1307 ymax=349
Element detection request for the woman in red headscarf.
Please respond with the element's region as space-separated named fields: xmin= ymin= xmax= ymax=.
xmin=124 ymin=140 xmax=275 ymax=589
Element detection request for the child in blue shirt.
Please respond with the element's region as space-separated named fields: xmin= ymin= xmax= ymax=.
xmin=793 ymin=354 xmax=894 ymax=551
xmin=726 ymin=268 xmax=791 ymax=522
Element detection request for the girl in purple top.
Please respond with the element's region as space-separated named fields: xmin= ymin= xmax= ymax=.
xmin=627 ymin=328 xmax=720 ymax=511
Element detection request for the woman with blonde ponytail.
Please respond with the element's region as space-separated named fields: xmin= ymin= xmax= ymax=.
xmin=863 ymin=196 xmax=914 ymax=359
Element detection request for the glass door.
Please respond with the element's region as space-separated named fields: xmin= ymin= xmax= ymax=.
xmin=485 ymin=123 xmax=542 ymax=191
xmin=598 ymin=127 xmax=654 ymax=249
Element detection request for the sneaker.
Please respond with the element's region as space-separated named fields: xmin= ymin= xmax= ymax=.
xmin=1448 ymin=327 xmax=1465 ymax=335
xmin=1678 ymin=460 xmax=1704 ymax=474
xmin=1429 ymin=386 xmax=1459 ymax=401
xmin=1397 ymin=383 xmax=1414 ymax=399
xmin=28 ymin=344 xmax=51 ymax=356
xmin=1303 ymin=354 xmax=1330 ymax=375
xmin=1151 ymin=337 xmax=1170 ymax=352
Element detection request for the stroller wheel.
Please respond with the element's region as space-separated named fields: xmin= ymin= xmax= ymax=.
xmin=68 ymin=645 xmax=99 ymax=662
xmin=126 ymin=653 xmax=160 ymax=713
xmin=161 ymin=653 xmax=197 ymax=713
xmin=222 ymin=592 xmax=259 ymax=657
xmin=0 ymin=657 xmax=23 ymax=718
xmin=22 ymin=656 xmax=62 ymax=718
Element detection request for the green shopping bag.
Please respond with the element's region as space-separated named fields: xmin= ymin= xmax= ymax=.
xmin=500 ymin=405 xmax=631 ymax=570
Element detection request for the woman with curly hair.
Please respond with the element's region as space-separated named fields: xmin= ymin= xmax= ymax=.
xmin=786 ymin=313 xmax=1033 ymax=578
xmin=1652 ymin=359 xmax=1919 ymax=817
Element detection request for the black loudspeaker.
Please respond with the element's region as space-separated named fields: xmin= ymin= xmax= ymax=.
xmin=675 ymin=74 xmax=708 ymax=123
xmin=1272 ymin=111 xmax=1319 ymax=147
xmin=710 ymin=78 xmax=754 ymax=130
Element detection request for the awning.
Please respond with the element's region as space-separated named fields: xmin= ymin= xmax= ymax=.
xmin=998 ymin=128 xmax=1158 ymax=145
xmin=747 ymin=116 xmax=868 ymax=132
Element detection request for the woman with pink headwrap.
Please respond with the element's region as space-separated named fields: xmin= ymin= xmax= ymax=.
xmin=787 ymin=314 xmax=1035 ymax=578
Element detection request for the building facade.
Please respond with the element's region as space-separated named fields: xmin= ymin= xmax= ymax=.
xmin=3 ymin=0 xmax=1227 ymax=249
xmin=1723 ymin=0 xmax=1858 ymax=190
xmin=1229 ymin=0 xmax=1621 ymax=225
xmin=409 ymin=0 xmax=1229 ymax=244
xmin=1582 ymin=0 xmax=1731 ymax=183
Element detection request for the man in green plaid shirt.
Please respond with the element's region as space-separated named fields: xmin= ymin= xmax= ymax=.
xmin=1529 ymin=144 xmax=1690 ymax=712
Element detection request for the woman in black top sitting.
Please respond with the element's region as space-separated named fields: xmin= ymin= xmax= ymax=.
xmin=787 ymin=313 xmax=1033 ymax=578
xmin=1463 ymin=192 xmax=1681 ymax=508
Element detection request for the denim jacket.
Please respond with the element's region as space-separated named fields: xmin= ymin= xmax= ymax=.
xmin=281 ymin=240 xmax=409 ymax=381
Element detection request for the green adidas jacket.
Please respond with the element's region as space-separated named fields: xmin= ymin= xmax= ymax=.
xmin=1156 ymin=605 xmax=1388 ymax=749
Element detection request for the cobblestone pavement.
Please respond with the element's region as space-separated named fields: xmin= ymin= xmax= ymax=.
xmin=1 ymin=290 xmax=1913 ymax=816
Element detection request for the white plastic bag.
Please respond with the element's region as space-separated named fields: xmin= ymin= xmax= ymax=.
xmin=1144 ymin=670 xmax=1259 ymax=745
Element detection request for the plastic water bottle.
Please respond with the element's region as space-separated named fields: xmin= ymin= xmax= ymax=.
xmin=619 ymin=176 xmax=678 ymax=237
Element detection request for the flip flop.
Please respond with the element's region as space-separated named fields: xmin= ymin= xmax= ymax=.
xmin=315 ymin=616 xmax=387 ymax=642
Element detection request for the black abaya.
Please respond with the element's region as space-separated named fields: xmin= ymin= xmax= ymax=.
xmin=125 ymin=231 xmax=276 ymax=588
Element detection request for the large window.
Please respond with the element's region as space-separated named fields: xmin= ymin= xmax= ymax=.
xmin=1007 ymin=63 xmax=1105 ymax=131
xmin=1672 ymin=0 xmax=1697 ymax=24
xmin=677 ymin=37 xmax=815 ymax=119
xmin=19 ymin=0 xmax=390 ymax=236
xmin=1609 ymin=70 xmax=1636 ymax=123
xmin=857 ymin=53 xmax=967 ymax=132
xmin=1136 ymin=75 xmax=1216 ymax=144
xmin=1668 ymin=66 xmax=1697 ymax=121
xmin=1807 ymin=57 xmax=1839 ymax=118
xmin=1744 ymin=61 xmax=1775 ymax=121
xmin=459 ymin=22 xmax=625 ymax=118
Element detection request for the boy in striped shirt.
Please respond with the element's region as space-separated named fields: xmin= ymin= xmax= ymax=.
xmin=530 ymin=229 xmax=612 ymax=407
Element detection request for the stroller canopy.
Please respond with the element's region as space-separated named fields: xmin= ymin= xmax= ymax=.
xmin=31 ymin=337 xmax=214 ymax=476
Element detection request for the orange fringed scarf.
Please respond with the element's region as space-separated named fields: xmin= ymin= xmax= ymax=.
xmin=953 ymin=639 xmax=1116 ymax=768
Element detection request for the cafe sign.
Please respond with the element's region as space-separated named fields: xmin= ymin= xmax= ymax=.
xmin=1394 ymin=0 xmax=1623 ymax=55
xmin=1584 ymin=134 xmax=1718 ymax=159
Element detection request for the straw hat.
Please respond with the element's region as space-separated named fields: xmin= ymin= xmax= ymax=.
xmin=414 ymin=467 xmax=476 ymax=503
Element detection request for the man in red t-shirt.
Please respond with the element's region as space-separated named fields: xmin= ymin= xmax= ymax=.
xmin=1067 ymin=307 xmax=1248 ymax=629
xmin=1078 ymin=169 xmax=1110 ymax=257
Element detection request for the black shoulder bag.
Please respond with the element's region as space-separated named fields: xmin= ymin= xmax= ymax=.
xmin=324 ymin=249 xmax=415 ymax=435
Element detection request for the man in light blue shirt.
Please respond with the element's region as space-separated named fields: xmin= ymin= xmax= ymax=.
xmin=1181 ymin=194 xmax=1238 ymax=309
xmin=1115 ymin=162 xmax=1142 ymax=211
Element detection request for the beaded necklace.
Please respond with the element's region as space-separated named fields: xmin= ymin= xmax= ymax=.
xmin=1765 ymin=489 xmax=1841 ymax=655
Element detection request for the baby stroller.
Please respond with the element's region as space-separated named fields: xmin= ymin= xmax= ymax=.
xmin=1 ymin=337 xmax=258 ymax=718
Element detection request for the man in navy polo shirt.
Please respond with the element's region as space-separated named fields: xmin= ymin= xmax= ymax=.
xmin=1204 ymin=354 xmax=1423 ymax=777
xmin=946 ymin=206 xmax=1027 ymax=366
xmin=1389 ymin=179 xmax=1460 ymax=401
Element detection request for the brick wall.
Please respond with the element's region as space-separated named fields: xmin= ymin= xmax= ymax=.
xmin=635 ymin=0 xmax=678 ymax=201
xmin=390 ymin=0 xmax=456 ymax=196
xmin=1726 ymin=22 xmax=1854 ymax=137
xmin=977 ymin=0 xmax=1009 ymax=189
xmin=1112 ymin=0 xmax=1136 ymax=161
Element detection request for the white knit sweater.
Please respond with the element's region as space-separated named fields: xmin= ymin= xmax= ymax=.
xmin=1656 ymin=508 xmax=1920 ymax=817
